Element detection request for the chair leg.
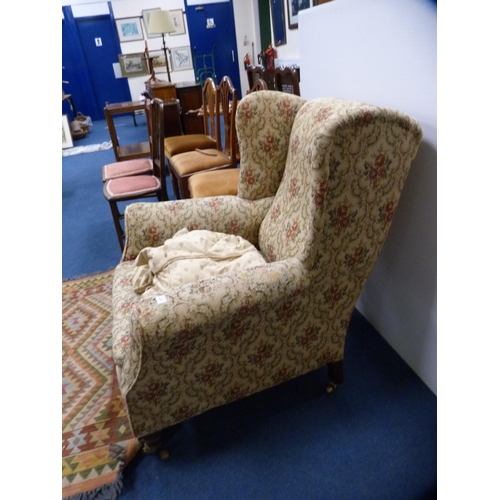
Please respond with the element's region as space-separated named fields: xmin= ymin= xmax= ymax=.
xmin=108 ymin=200 xmax=125 ymax=251
xmin=180 ymin=176 xmax=191 ymax=199
xmin=140 ymin=430 xmax=162 ymax=455
xmin=326 ymin=360 xmax=344 ymax=394
xmin=168 ymin=162 xmax=182 ymax=200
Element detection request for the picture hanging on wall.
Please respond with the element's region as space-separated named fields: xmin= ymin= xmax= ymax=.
xmin=171 ymin=46 xmax=193 ymax=71
xmin=118 ymin=53 xmax=149 ymax=77
xmin=142 ymin=8 xmax=161 ymax=38
xmin=115 ymin=17 xmax=144 ymax=42
xmin=287 ymin=0 xmax=311 ymax=29
xmin=169 ymin=9 xmax=186 ymax=36
xmin=148 ymin=50 xmax=167 ymax=73
xmin=62 ymin=115 xmax=73 ymax=149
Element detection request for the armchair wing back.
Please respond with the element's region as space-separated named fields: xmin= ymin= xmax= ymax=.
xmin=111 ymin=93 xmax=422 ymax=441
xmin=259 ymin=98 xmax=423 ymax=270
xmin=236 ymin=90 xmax=306 ymax=200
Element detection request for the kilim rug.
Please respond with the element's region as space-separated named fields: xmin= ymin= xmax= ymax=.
xmin=62 ymin=271 xmax=140 ymax=499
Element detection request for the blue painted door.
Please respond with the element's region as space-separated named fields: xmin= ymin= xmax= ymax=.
xmin=75 ymin=16 xmax=132 ymax=120
xmin=62 ymin=7 xmax=131 ymax=121
xmin=184 ymin=0 xmax=241 ymax=97
xmin=62 ymin=8 xmax=95 ymax=119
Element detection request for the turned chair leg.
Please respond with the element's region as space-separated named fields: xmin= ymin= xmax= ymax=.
xmin=326 ymin=360 xmax=344 ymax=394
xmin=109 ymin=200 xmax=125 ymax=251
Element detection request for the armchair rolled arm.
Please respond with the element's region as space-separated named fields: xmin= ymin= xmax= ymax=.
xmin=119 ymin=259 xmax=309 ymax=435
xmin=122 ymin=196 xmax=273 ymax=261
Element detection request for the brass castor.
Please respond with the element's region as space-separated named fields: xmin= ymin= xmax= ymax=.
xmin=326 ymin=381 xmax=338 ymax=395
xmin=326 ymin=360 xmax=344 ymax=394
xmin=140 ymin=430 xmax=162 ymax=455
xmin=142 ymin=441 xmax=160 ymax=455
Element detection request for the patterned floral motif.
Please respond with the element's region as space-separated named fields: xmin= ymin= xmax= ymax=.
xmin=111 ymin=93 xmax=422 ymax=438
xmin=236 ymin=91 xmax=306 ymax=200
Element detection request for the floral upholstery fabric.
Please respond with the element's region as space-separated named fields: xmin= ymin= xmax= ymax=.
xmin=111 ymin=92 xmax=422 ymax=438
xmin=236 ymin=91 xmax=306 ymax=200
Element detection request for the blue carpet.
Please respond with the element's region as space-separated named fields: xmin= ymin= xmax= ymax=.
xmin=119 ymin=309 xmax=436 ymax=500
xmin=62 ymin=116 xmax=437 ymax=499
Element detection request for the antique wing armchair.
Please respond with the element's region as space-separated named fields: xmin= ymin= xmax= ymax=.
xmin=111 ymin=90 xmax=422 ymax=449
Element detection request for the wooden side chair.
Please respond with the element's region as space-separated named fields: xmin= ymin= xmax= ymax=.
xmin=163 ymin=78 xmax=219 ymax=198
xmin=102 ymin=98 xmax=155 ymax=182
xmin=104 ymin=101 xmax=151 ymax=162
xmin=168 ymin=76 xmax=239 ymax=199
xmin=249 ymin=78 xmax=268 ymax=93
xmin=103 ymin=98 xmax=167 ymax=250
xmin=246 ymin=64 xmax=266 ymax=93
xmin=274 ymin=65 xmax=301 ymax=96
xmin=188 ymin=79 xmax=268 ymax=199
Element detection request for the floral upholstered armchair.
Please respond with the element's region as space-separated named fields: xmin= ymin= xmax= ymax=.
xmin=111 ymin=90 xmax=422 ymax=449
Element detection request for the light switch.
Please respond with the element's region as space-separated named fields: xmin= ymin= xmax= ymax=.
xmin=95 ymin=38 xmax=102 ymax=47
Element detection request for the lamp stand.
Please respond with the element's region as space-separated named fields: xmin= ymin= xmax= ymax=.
xmin=161 ymin=34 xmax=171 ymax=83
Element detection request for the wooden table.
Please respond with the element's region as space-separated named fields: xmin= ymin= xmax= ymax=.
xmin=104 ymin=101 xmax=150 ymax=162
xmin=145 ymin=81 xmax=204 ymax=135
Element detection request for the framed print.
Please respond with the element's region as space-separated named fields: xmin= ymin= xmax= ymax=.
xmin=115 ymin=17 xmax=144 ymax=43
xmin=171 ymin=46 xmax=193 ymax=71
xmin=287 ymin=0 xmax=311 ymax=29
xmin=142 ymin=8 xmax=161 ymax=38
xmin=148 ymin=50 xmax=167 ymax=74
xmin=169 ymin=9 xmax=186 ymax=36
xmin=271 ymin=0 xmax=287 ymax=46
xmin=62 ymin=115 xmax=73 ymax=149
xmin=118 ymin=53 xmax=149 ymax=77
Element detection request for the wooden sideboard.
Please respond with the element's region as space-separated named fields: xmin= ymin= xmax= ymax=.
xmin=145 ymin=80 xmax=204 ymax=135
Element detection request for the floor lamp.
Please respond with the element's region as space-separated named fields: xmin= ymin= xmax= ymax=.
xmin=148 ymin=10 xmax=177 ymax=82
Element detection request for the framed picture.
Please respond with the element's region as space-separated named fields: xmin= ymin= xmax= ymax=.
xmin=115 ymin=17 xmax=144 ymax=43
xmin=271 ymin=0 xmax=287 ymax=46
xmin=171 ymin=46 xmax=193 ymax=71
xmin=118 ymin=53 xmax=149 ymax=77
xmin=142 ymin=8 xmax=161 ymax=38
xmin=62 ymin=115 xmax=73 ymax=149
xmin=287 ymin=0 xmax=311 ymax=29
xmin=169 ymin=9 xmax=186 ymax=36
xmin=148 ymin=50 xmax=167 ymax=74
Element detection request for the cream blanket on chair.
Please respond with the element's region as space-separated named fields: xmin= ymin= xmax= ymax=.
xmin=133 ymin=228 xmax=267 ymax=297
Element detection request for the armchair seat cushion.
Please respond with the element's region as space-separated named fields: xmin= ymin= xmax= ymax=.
xmin=132 ymin=228 xmax=267 ymax=296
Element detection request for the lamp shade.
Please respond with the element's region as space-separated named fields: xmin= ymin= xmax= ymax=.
xmin=148 ymin=10 xmax=176 ymax=35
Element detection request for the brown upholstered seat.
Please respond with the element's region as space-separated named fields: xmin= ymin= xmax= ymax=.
xmin=163 ymin=79 xmax=218 ymax=198
xmin=188 ymin=167 xmax=240 ymax=198
xmin=169 ymin=76 xmax=239 ymax=199
xmin=188 ymin=80 xmax=267 ymax=199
